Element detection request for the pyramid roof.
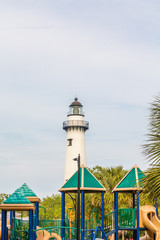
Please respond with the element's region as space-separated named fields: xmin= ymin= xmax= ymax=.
xmin=0 ymin=188 xmax=35 ymax=211
xmin=112 ymin=164 xmax=146 ymax=193
xmin=19 ymin=183 xmax=41 ymax=203
xmin=19 ymin=183 xmax=37 ymax=197
xmin=3 ymin=188 xmax=31 ymax=204
xmin=59 ymin=165 xmax=106 ymax=193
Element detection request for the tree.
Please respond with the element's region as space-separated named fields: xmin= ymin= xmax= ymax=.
xmin=0 ymin=193 xmax=10 ymax=204
xmin=90 ymin=165 xmax=127 ymax=192
xmin=143 ymin=94 xmax=160 ymax=200
xmin=88 ymin=166 xmax=132 ymax=214
xmin=39 ymin=194 xmax=61 ymax=219
xmin=39 ymin=193 xmax=77 ymax=220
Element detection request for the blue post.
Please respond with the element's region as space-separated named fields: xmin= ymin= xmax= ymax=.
xmin=13 ymin=211 xmax=15 ymax=218
xmin=35 ymin=202 xmax=39 ymax=226
xmin=114 ymin=192 xmax=118 ymax=240
xmin=33 ymin=214 xmax=36 ymax=240
xmin=29 ymin=210 xmax=33 ymax=240
xmin=81 ymin=191 xmax=85 ymax=240
xmin=91 ymin=230 xmax=94 ymax=240
xmin=1 ymin=210 xmax=7 ymax=240
xmin=156 ymin=202 xmax=158 ymax=218
xmin=10 ymin=211 xmax=13 ymax=229
xmin=154 ymin=198 xmax=158 ymax=217
xmin=137 ymin=191 xmax=139 ymax=240
xmin=6 ymin=227 xmax=8 ymax=240
xmin=61 ymin=192 xmax=65 ymax=239
xmin=101 ymin=192 xmax=104 ymax=231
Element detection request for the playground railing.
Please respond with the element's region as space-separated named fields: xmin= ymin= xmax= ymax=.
xmin=104 ymin=208 xmax=136 ymax=233
xmin=84 ymin=219 xmax=95 ymax=230
xmin=10 ymin=218 xmax=30 ymax=240
xmin=104 ymin=211 xmax=115 ymax=233
xmin=39 ymin=219 xmax=76 ymax=239
xmin=39 ymin=219 xmax=62 ymax=228
xmin=65 ymin=218 xmax=97 ymax=239
xmin=118 ymin=208 xmax=136 ymax=228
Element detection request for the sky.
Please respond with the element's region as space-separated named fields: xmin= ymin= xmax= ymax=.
xmin=0 ymin=0 xmax=160 ymax=198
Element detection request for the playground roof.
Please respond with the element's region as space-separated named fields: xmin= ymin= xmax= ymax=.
xmin=19 ymin=183 xmax=41 ymax=203
xmin=59 ymin=164 xmax=106 ymax=193
xmin=20 ymin=183 xmax=37 ymax=197
xmin=112 ymin=164 xmax=146 ymax=193
xmin=0 ymin=188 xmax=35 ymax=211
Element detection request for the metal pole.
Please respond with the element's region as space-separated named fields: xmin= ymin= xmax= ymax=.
xmin=77 ymin=154 xmax=81 ymax=240
xmin=73 ymin=154 xmax=81 ymax=240
xmin=81 ymin=191 xmax=84 ymax=240
xmin=61 ymin=192 xmax=65 ymax=239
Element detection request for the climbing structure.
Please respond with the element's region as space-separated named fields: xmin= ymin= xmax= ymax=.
xmin=0 ymin=188 xmax=35 ymax=240
xmin=112 ymin=164 xmax=146 ymax=240
xmin=59 ymin=164 xmax=106 ymax=240
xmin=0 ymin=183 xmax=41 ymax=240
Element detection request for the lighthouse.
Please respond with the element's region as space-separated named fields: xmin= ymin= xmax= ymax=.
xmin=63 ymin=98 xmax=89 ymax=182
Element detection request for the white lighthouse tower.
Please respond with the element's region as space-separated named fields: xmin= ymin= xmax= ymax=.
xmin=63 ymin=97 xmax=89 ymax=182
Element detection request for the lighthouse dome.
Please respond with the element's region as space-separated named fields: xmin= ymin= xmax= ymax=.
xmin=68 ymin=97 xmax=84 ymax=116
xmin=69 ymin=97 xmax=83 ymax=107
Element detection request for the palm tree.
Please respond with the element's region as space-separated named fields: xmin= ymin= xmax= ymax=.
xmin=143 ymin=94 xmax=160 ymax=200
xmin=89 ymin=166 xmax=131 ymax=213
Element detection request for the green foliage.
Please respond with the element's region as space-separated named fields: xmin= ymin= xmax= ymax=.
xmin=90 ymin=165 xmax=127 ymax=192
xmin=143 ymin=165 xmax=160 ymax=201
xmin=0 ymin=193 xmax=10 ymax=204
xmin=88 ymin=166 xmax=131 ymax=214
xmin=39 ymin=194 xmax=61 ymax=219
xmin=143 ymin=94 xmax=160 ymax=200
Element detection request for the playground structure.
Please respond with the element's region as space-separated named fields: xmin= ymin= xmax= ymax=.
xmin=0 ymin=164 xmax=160 ymax=240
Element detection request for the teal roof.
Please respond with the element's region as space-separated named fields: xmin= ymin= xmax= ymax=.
xmin=113 ymin=164 xmax=146 ymax=192
xmin=62 ymin=169 xmax=82 ymax=189
xmin=19 ymin=183 xmax=37 ymax=197
xmin=84 ymin=168 xmax=104 ymax=188
xmin=59 ymin=165 xmax=106 ymax=192
xmin=3 ymin=188 xmax=31 ymax=204
xmin=137 ymin=168 xmax=146 ymax=188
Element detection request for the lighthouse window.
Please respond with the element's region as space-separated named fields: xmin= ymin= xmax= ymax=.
xmin=67 ymin=138 xmax=73 ymax=146
xmin=73 ymin=106 xmax=79 ymax=114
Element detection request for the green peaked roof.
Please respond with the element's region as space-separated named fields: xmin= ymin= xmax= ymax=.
xmin=19 ymin=183 xmax=37 ymax=197
xmin=63 ymin=168 xmax=82 ymax=188
xmin=113 ymin=164 xmax=146 ymax=192
xmin=3 ymin=188 xmax=31 ymax=204
xmin=59 ymin=165 xmax=106 ymax=193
